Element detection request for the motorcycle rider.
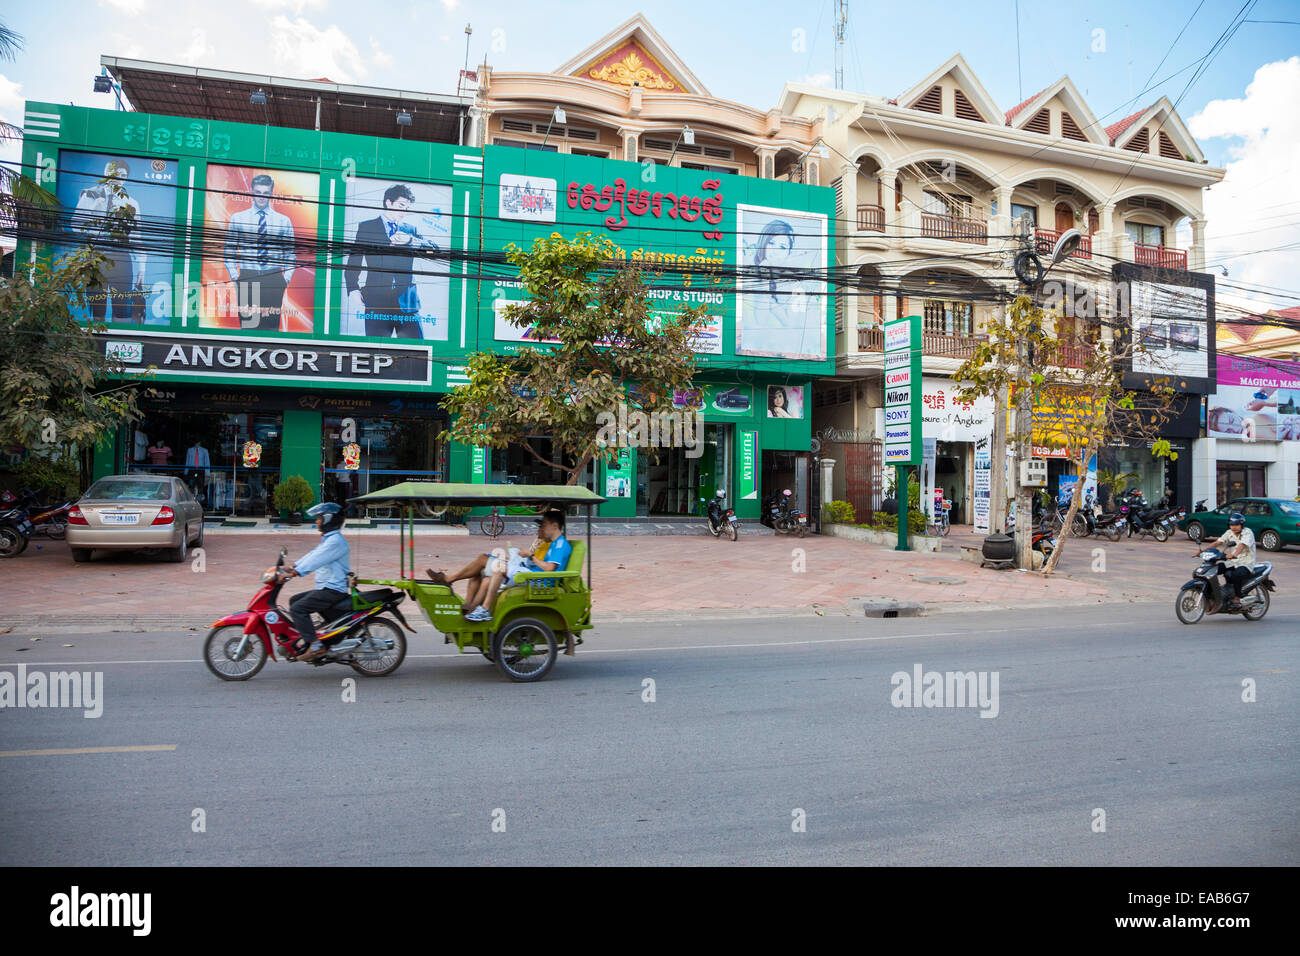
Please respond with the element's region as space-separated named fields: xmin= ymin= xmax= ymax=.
xmin=281 ymin=502 xmax=351 ymax=661
xmin=1202 ymin=512 xmax=1258 ymax=611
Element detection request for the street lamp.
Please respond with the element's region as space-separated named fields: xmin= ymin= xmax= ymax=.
xmin=1010 ymin=226 xmax=1083 ymax=569
xmin=540 ymin=106 xmax=566 ymax=148
xmin=666 ymin=125 xmax=695 ymax=165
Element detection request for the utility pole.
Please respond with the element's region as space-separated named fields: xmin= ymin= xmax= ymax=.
xmin=457 ymin=23 xmax=473 ymax=147
xmin=834 ymin=0 xmax=847 ymax=90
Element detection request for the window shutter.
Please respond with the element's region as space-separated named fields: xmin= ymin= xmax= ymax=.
xmin=1025 ymin=109 xmax=1050 ymax=134
xmin=914 ymin=85 xmax=942 ymax=113
xmin=1125 ymin=127 xmax=1150 ymax=153
xmin=953 ymin=89 xmax=984 ymax=122
xmin=1061 ymin=112 xmax=1087 ymax=141
xmin=1157 ymin=130 xmax=1182 ymax=160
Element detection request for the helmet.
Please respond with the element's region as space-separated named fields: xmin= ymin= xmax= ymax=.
xmin=306 ymin=501 xmax=345 ymax=533
xmin=1228 ymin=512 xmax=1245 ymax=526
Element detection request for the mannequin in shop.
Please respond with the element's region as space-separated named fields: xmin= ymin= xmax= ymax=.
xmin=147 ymin=441 xmax=172 ymax=467
xmin=133 ymin=429 xmax=149 ymax=464
xmin=185 ymin=441 xmax=212 ymax=506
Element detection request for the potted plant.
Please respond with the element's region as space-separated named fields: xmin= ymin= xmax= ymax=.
xmin=445 ymin=505 xmax=471 ymax=525
xmin=272 ymin=474 xmax=314 ymax=525
xmin=881 ymin=469 xmax=899 ymax=516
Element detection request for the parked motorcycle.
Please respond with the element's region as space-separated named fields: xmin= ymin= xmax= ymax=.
xmin=0 ymin=508 xmax=34 ymax=558
xmin=1031 ymin=523 xmax=1057 ymax=558
xmin=0 ymin=489 xmax=72 ymax=539
xmin=1124 ymin=504 xmax=1171 ymax=541
xmin=768 ymin=489 xmax=808 ymax=537
xmin=1068 ymin=492 xmax=1099 ymax=538
xmin=703 ymin=489 xmax=739 ymax=541
xmin=1175 ymin=547 xmax=1274 ymax=624
xmin=203 ymin=547 xmax=414 ymax=681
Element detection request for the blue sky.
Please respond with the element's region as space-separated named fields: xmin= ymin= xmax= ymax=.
xmin=2 ymin=0 xmax=1298 ymax=302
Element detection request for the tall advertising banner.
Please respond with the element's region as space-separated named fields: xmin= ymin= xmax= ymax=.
xmin=738 ymin=431 xmax=758 ymax=501
xmin=200 ymin=164 xmax=319 ymax=333
xmin=883 ymin=315 xmax=922 ymax=466
xmin=884 ymin=314 xmax=922 ymax=550
xmin=735 ymin=205 xmax=828 ymax=359
xmin=340 ymin=178 xmax=452 ymax=340
xmin=973 ymin=435 xmax=991 ymax=533
xmin=55 ymin=150 xmax=179 ymax=325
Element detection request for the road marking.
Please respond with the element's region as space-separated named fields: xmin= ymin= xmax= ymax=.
xmin=0 ymin=745 xmax=177 ymax=758
xmin=2 ymin=611 xmax=1297 ymax=668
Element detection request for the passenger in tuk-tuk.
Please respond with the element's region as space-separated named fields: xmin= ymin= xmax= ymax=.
xmin=427 ymin=510 xmax=572 ymax=621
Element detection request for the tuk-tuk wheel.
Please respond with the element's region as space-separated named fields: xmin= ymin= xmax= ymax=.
xmin=493 ymin=617 xmax=557 ymax=682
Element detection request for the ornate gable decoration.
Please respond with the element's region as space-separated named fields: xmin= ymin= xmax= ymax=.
xmin=582 ymin=41 xmax=679 ymax=91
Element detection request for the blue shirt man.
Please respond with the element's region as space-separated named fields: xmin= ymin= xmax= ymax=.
xmin=285 ymin=503 xmax=351 ymax=661
xmin=293 ymin=530 xmax=350 ymax=594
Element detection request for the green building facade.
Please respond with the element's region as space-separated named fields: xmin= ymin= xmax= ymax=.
xmin=20 ymin=102 xmax=834 ymax=520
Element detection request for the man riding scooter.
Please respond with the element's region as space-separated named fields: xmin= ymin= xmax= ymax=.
xmin=1201 ymin=511 xmax=1258 ymax=612
xmin=280 ymin=502 xmax=351 ymax=661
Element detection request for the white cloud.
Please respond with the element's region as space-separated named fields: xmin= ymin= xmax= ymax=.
xmin=0 ymin=73 xmax=23 ymax=125
xmin=97 ymin=0 xmax=148 ymax=14
xmin=369 ymin=36 xmax=394 ymax=70
xmin=269 ymin=16 xmax=368 ymax=83
xmin=180 ymin=27 xmax=215 ymax=65
xmin=248 ymin=0 xmax=327 ymax=12
xmin=1189 ymin=57 xmax=1300 ymax=309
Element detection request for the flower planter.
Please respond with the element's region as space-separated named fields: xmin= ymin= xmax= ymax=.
xmin=822 ymin=522 xmax=940 ymax=552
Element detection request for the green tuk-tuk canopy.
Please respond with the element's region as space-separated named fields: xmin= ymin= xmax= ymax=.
xmin=348 ymin=482 xmax=606 ymax=509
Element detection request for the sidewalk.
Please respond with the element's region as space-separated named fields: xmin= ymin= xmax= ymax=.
xmin=0 ymin=525 xmax=1187 ymax=633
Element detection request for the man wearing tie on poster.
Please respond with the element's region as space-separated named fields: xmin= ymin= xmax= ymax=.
xmin=224 ymin=174 xmax=295 ymax=331
xmin=345 ymin=184 xmax=436 ymax=338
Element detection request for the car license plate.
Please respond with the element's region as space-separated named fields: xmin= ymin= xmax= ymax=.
xmin=103 ymin=512 xmax=139 ymax=525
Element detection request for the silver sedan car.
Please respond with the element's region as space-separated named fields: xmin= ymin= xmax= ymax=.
xmin=66 ymin=474 xmax=205 ymax=563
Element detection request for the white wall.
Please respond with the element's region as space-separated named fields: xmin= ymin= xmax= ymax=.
xmin=1192 ymin=436 xmax=1300 ymax=506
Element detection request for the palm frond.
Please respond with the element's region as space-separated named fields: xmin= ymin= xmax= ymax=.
xmin=0 ymin=21 xmax=22 ymax=61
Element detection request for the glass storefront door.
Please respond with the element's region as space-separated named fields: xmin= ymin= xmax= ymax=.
xmin=1217 ymin=461 xmax=1267 ymax=502
xmin=128 ymin=409 xmax=282 ymax=516
xmin=644 ymin=423 xmax=732 ymax=516
xmin=322 ymin=416 xmax=447 ymax=513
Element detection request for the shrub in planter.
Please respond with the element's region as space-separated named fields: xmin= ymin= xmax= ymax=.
xmin=272 ymin=474 xmax=314 ymax=523
xmin=445 ymin=505 xmax=471 ymax=525
xmin=823 ymin=500 xmax=856 ymax=524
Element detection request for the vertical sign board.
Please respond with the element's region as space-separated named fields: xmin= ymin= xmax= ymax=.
xmin=470 ymin=446 xmax=488 ymax=484
xmin=973 ymin=435 xmax=991 ymax=534
xmin=738 ymin=431 xmax=758 ymax=501
xmin=883 ymin=315 xmax=922 ymax=466
xmin=884 ymin=315 xmax=922 ymax=549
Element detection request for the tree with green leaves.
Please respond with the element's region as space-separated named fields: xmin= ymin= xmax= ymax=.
xmin=954 ymin=293 xmax=1181 ymax=574
xmin=1 ymin=248 xmax=144 ymax=482
xmin=442 ymin=232 xmax=706 ymax=485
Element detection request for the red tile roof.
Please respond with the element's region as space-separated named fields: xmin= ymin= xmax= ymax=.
xmin=1105 ymin=108 xmax=1147 ymax=144
xmin=1004 ymin=88 xmax=1047 ymax=125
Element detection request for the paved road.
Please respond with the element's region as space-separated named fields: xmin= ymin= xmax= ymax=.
xmin=2 ymin=601 xmax=1295 ymax=866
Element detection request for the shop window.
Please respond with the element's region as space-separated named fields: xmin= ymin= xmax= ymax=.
xmin=323 ymin=415 xmax=446 ymax=512
xmin=129 ymin=410 xmax=282 ymax=517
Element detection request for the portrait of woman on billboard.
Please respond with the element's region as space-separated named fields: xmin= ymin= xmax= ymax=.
xmin=55 ymin=151 xmax=179 ymax=326
xmin=735 ymin=205 xmax=827 ymax=360
xmin=341 ymin=178 xmax=451 ymax=339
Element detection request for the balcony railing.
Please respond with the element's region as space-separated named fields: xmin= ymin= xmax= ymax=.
xmin=858 ymin=327 xmax=987 ymax=360
xmin=920 ymin=212 xmax=987 ymax=244
xmin=856 ymin=204 xmax=885 ymax=232
xmin=1034 ymin=228 xmax=1093 ymax=260
xmin=1134 ymin=243 xmax=1187 ymax=270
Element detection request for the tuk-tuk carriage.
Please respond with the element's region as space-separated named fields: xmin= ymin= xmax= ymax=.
xmin=349 ymin=482 xmax=603 ymax=682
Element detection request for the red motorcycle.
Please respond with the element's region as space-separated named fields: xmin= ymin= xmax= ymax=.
xmin=1 ymin=489 xmax=72 ymax=539
xmin=203 ymin=547 xmax=414 ymax=681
